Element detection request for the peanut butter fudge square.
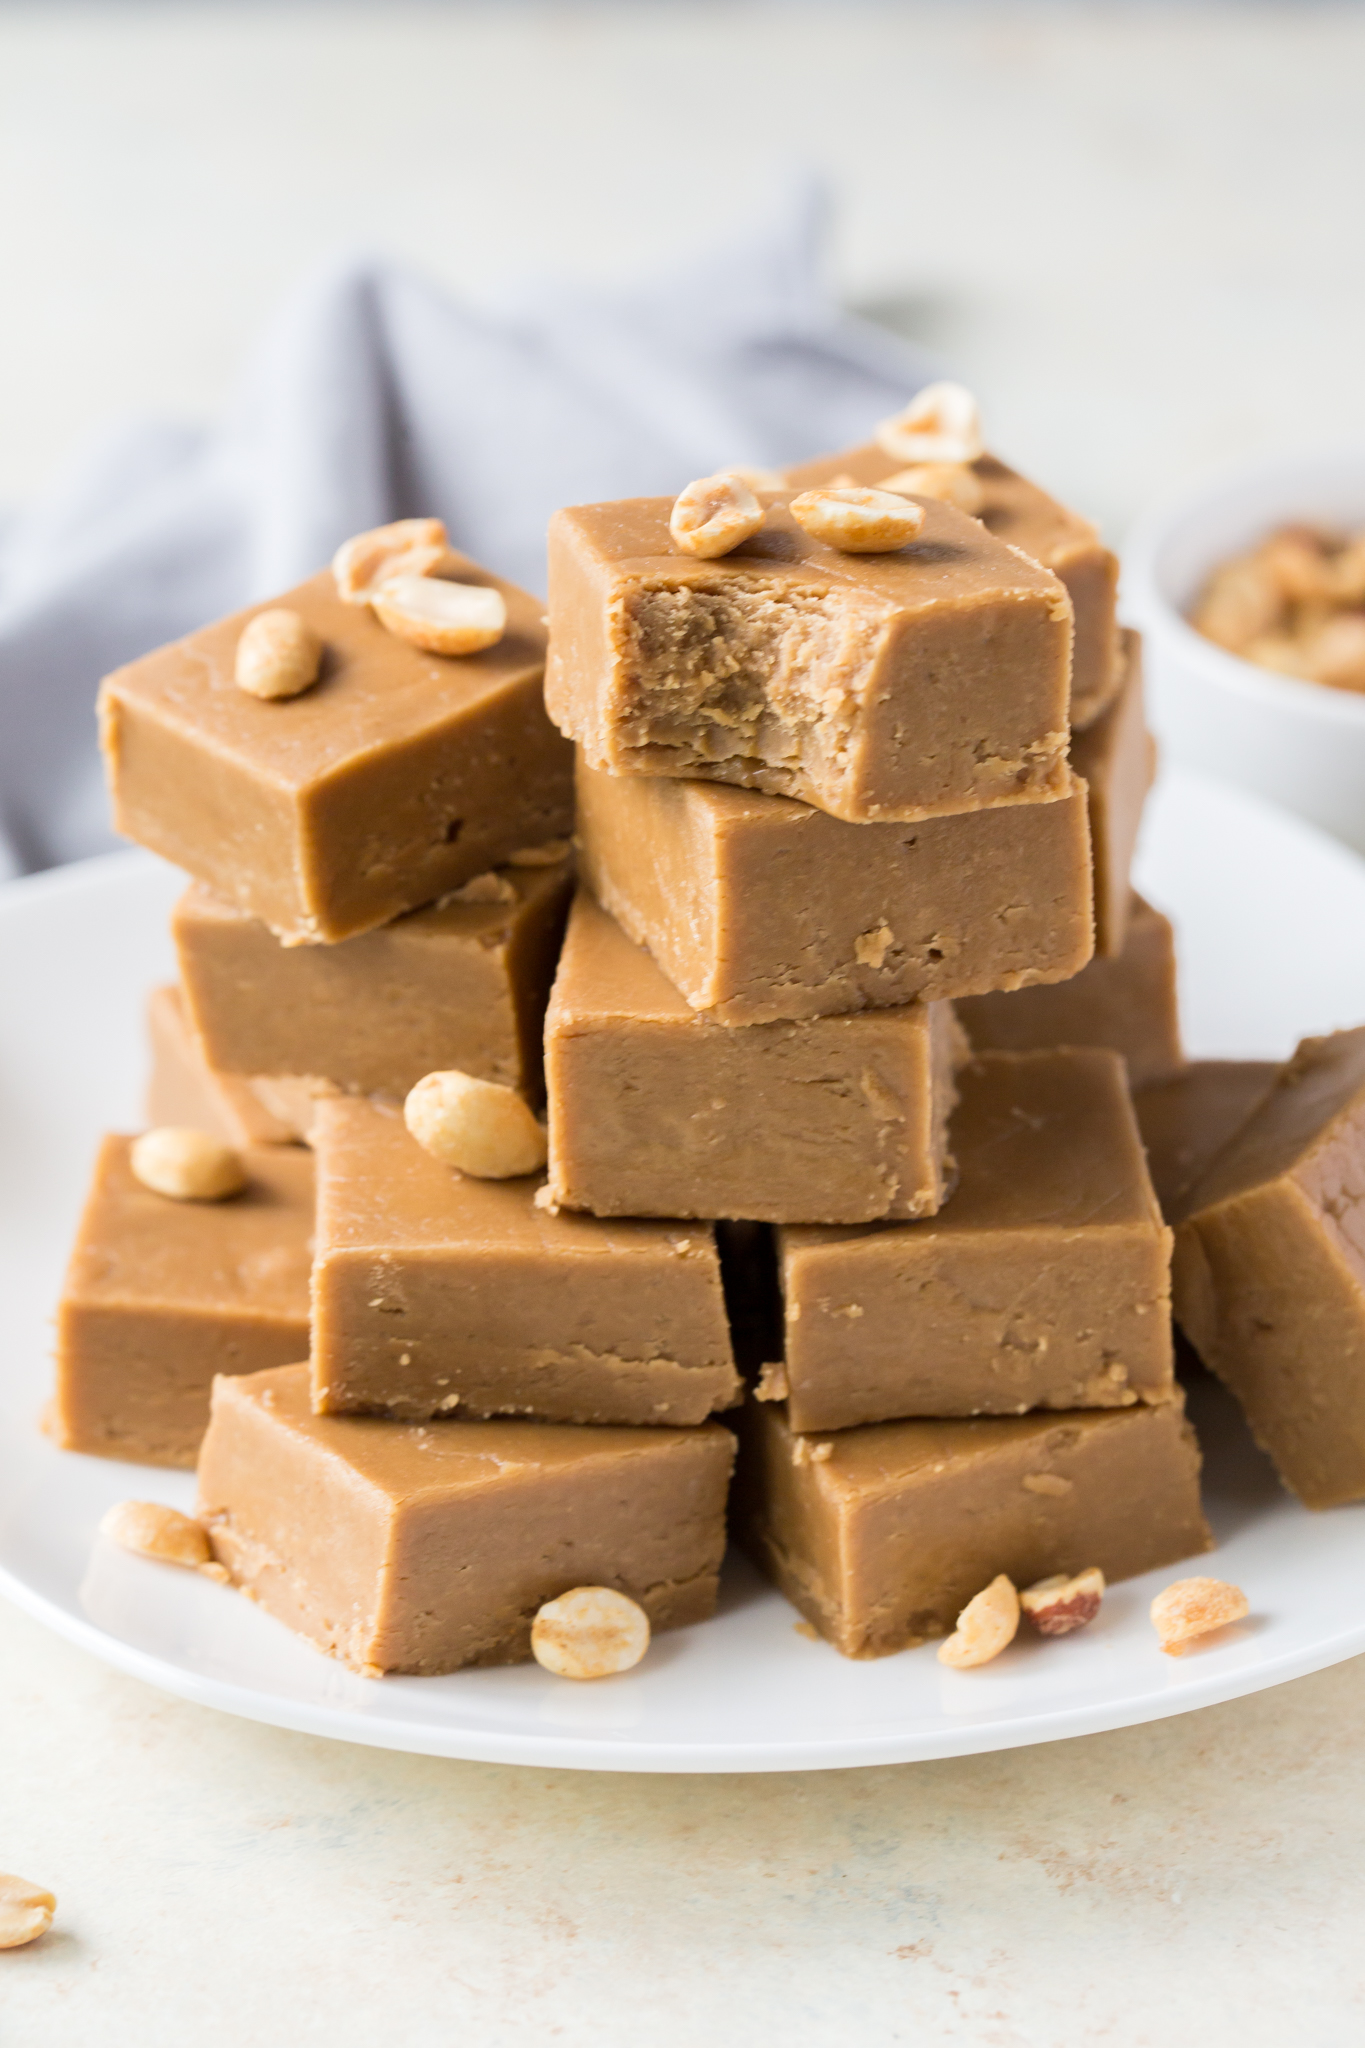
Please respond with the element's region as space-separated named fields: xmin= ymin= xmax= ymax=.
xmin=1070 ymin=628 xmax=1156 ymax=957
xmin=771 ymin=1049 xmax=1173 ymax=1431
xmin=575 ymin=756 xmax=1093 ymax=1026
xmin=546 ymin=493 xmax=1072 ymax=823
xmin=198 ymin=1365 xmax=735 ymax=1675
xmin=783 ymin=443 xmax=1120 ymax=730
xmin=173 ymin=852 xmax=571 ymax=1106
xmin=312 ymin=1097 xmax=740 ymax=1425
xmin=545 ymin=892 xmax=966 ymax=1225
xmin=53 ymin=1135 xmax=313 ymax=1466
xmin=1133 ymin=1060 xmax=1279 ymax=1224
xmin=146 ymin=985 xmax=304 ymax=1147
xmin=956 ymin=895 xmax=1182 ymax=1089
xmin=99 ymin=555 xmax=572 ymax=944
xmin=1174 ymin=1027 xmax=1365 ymax=1507
xmin=737 ymin=1394 xmax=1209 ymax=1658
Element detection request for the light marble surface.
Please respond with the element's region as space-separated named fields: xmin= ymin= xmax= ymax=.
xmin=4 ymin=4 xmax=1365 ymax=2038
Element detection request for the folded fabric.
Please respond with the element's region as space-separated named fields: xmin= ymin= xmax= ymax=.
xmin=0 ymin=187 xmax=930 ymax=878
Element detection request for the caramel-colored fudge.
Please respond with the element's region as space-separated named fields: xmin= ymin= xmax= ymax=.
xmin=53 ymin=1135 xmax=313 ymax=1467
xmin=1071 ymin=628 xmax=1155 ymax=957
xmin=783 ymin=444 xmax=1120 ymax=729
xmin=956 ymin=894 xmax=1182 ymax=1088
xmin=575 ymin=756 xmax=1093 ymax=1026
xmin=1134 ymin=1060 xmax=1278 ymax=1224
xmin=146 ymin=984 xmax=304 ymax=1146
xmin=545 ymin=892 xmax=965 ymax=1225
xmin=1173 ymin=1027 xmax=1365 ymax=1507
xmin=772 ymin=1050 xmax=1173 ymax=1431
xmin=198 ymin=1365 xmax=735 ymax=1675
xmin=99 ymin=559 xmax=573 ymax=944
xmin=312 ymin=1097 xmax=740 ymax=1425
xmin=546 ymin=494 xmax=1072 ymax=823
xmin=174 ymin=854 xmax=571 ymax=1105
xmin=737 ymin=1394 xmax=1210 ymax=1658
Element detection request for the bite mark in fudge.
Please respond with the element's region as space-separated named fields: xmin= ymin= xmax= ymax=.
xmin=173 ymin=855 xmax=571 ymax=1106
xmin=783 ymin=443 xmax=1120 ymax=729
xmin=1174 ymin=1026 xmax=1365 ymax=1508
xmin=575 ymin=755 xmax=1094 ymax=1026
xmin=773 ymin=1049 xmax=1173 ymax=1431
xmin=1134 ymin=1059 xmax=1279 ymax=1224
xmin=956 ymin=893 xmax=1182 ymax=1088
xmin=98 ymin=558 xmax=573 ymax=944
xmin=198 ymin=1365 xmax=735 ymax=1676
xmin=1071 ymin=628 xmax=1156 ymax=957
xmin=53 ymin=1135 xmax=313 ymax=1467
xmin=545 ymin=892 xmax=966 ymax=1225
xmin=311 ymin=1096 xmax=740 ymax=1426
xmin=736 ymin=1393 xmax=1210 ymax=1658
xmin=547 ymin=495 xmax=1072 ymax=823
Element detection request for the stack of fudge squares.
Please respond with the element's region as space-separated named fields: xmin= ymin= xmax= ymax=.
xmin=53 ymin=384 xmax=1365 ymax=1682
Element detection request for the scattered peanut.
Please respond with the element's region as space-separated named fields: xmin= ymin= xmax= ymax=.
xmin=234 ymin=607 xmax=323 ymax=701
xmin=331 ymin=517 xmax=448 ymax=602
xmin=1020 ymin=1566 xmax=1105 ymax=1636
xmin=669 ymin=473 xmax=766 ymax=558
xmin=1150 ymin=1576 xmax=1249 ymax=1656
xmin=100 ymin=1499 xmax=228 ymax=1579
xmin=130 ymin=1128 xmax=245 ymax=1202
xmin=531 ymin=1585 xmax=650 ymax=1680
xmin=937 ymin=1573 xmax=1020 ymax=1669
xmin=789 ymin=487 xmax=925 ymax=554
xmin=875 ymin=381 xmax=984 ymax=466
xmin=404 ymin=1069 xmax=547 ymax=1178
xmin=371 ymin=576 xmax=506 ymax=656
xmin=877 ymin=461 xmax=985 ymax=517
xmin=1191 ymin=522 xmax=1365 ymax=693
xmin=0 ymin=1874 xmax=55 ymax=1950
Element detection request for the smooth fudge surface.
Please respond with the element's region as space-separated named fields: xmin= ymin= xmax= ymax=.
xmin=773 ymin=1049 xmax=1173 ymax=1431
xmin=311 ymin=1097 xmax=740 ymax=1426
xmin=1071 ymin=628 xmax=1155 ymax=957
xmin=146 ymin=984 xmax=304 ymax=1147
xmin=53 ymin=1135 xmax=313 ymax=1467
xmin=783 ymin=445 xmax=1120 ymax=730
xmin=99 ymin=561 xmax=573 ymax=944
xmin=575 ymin=755 xmax=1093 ymax=1026
xmin=199 ymin=1365 xmax=735 ymax=1675
xmin=1173 ymin=1027 xmax=1365 ymax=1507
xmin=737 ymin=1394 xmax=1210 ymax=1658
xmin=956 ymin=893 xmax=1182 ymax=1088
xmin=174 ymin=855 xmax=571 ymax=1104
xmin=546 ymin=493 xmax=1072 ymax=823
xmin=545 ymin=892 xmax=966 ymax=1225
xmin=1134 ymin=1060 xmax=1279 ymax=1224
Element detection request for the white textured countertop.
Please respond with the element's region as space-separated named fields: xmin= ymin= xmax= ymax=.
xmin=4 ymin=6 xmax=1365 ymax=2041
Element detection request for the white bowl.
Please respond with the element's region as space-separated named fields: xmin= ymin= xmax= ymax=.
xmin=1124 ymin=448 xmax=1365 ymax=856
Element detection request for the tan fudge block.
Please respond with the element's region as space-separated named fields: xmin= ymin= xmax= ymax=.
xmin=546 ymin=493 xmax=1072 ymax=823
xmin=773 ymin=1049 xmax=1173 ymax=1431
xmin=99 ymin=560 xmax=573 ymax=943
xmin=576 ymin=756 xmax=1093 ymax=1025
xmin=1134 ymin=1060 xmax=1279 ymax=1224
xmin=312 ymin=1097 xmax=740 ymax=1426
xmin=1071 ymin=628 xmax=1156 ymax=957
xmin=174 ymin=855 xmax=571 ymax=1105
xmin=737 ymin=1394 xmax=1210 ymax=1658
xmin=146 ymin=984 xmax=303 ymax=1146
xmin=198 ymin=1365 xmax=735 ymax=1675
xmin=1174 ymin=1027 xmax=1365 ymax=1507
xmin=545 ymin=892 xmax=966 ymax=1225
xmin=956 ymin=894 xmax=1182 ymax=1088
xmin=783 ymin=444 xmax=1120 ymax=729
xmin=53 ymin=1135 xmax=313 ymax=1467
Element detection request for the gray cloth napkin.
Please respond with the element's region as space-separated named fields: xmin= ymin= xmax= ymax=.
xmin=0 ymin=191 xmax=930 ymax=879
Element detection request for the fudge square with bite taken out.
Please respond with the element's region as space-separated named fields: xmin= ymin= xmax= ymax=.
xmin=546 ymin=492 xmax=1074 ymax=824
xmin=771 ymin=1048 xmax=1174 ymax=1432
xmin=98 ymin=554 xmax=573 ymax=945
xmin=311 ymin=1096 xmax=741 ymax=1426
xmin=198 ymin=1364 xmax=736 ymax=1676
xmin=52 ymin=1134 xmax=313 ymax=1467
xmin=736 ymin=1393 xmax=1210 ymax=1658
xmin=544 ymin=891 xmax=967 ymax=1225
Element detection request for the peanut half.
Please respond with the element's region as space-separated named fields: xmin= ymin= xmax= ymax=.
xmin=0 ymin=1874 xmax=56 ymax=1950
xmin=405 ymin=1070 xmax=547 ymax=1178
xmin=100 ymin=1500 xmax=228 ymax=1580
xmin=875 ymin=381 xmax=984 ymax=466
xmin=130 ymin=1128 xmax=245 ymax=1202
xmin=332 ymin=518 xmax=449 ymax=603
xmin=789 ymin=488 xmax=925 ymax=555
xmin=877 ymin=462 xmax=985 ymax=517
xmin=371 ymin=576 xmax=506 ymax=656
xmin=669 ymin=473 xmax=766 ymax=559
xmin=1150 ymin=1577 xmax=1249 ymax=1656
xmin=531 ymin=1586 xmax=650 ymax=1680
xmin=234 ymin=607 xmax=323 ymax=701
xmin=937 ymin=1573 xmax=1020 ymax=1669
xmin=1020 ymin=1566 xmax=1105 ymax=1636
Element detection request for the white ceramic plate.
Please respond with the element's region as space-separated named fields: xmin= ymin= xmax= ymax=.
xmin=4 ymin=765 xmax=1365 ymax=1773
